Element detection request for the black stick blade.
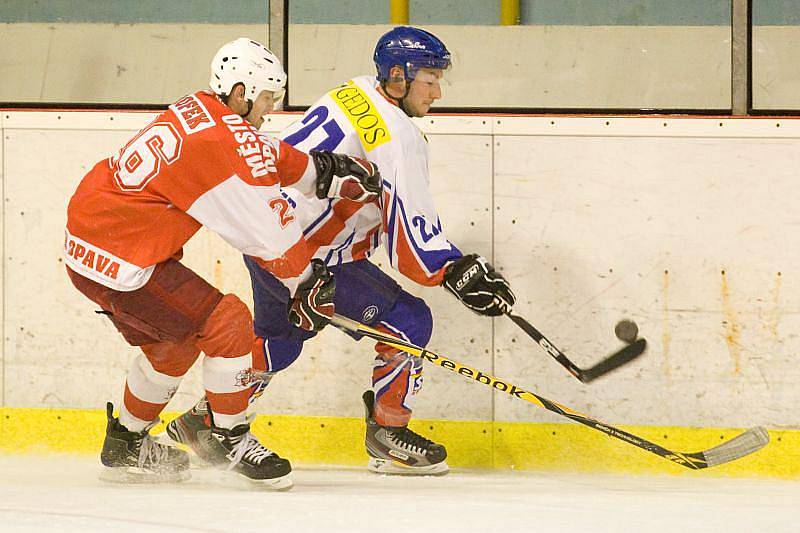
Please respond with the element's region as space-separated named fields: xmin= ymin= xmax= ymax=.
xmin=579 ymin=338 xmax=648 ymax=383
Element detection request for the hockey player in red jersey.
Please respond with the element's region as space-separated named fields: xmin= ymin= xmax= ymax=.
xmin=168 ymin=29 xmax=515 ymax=477
xmin=65 ymin=38 xmax=380 ymax=488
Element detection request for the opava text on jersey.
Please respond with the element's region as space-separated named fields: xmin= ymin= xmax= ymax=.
xmin=65 ymin=234 xmax=121 ymax=280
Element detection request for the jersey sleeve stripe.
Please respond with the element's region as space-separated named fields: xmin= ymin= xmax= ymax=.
xmin=394 ymin=222 xmax=445 ymax=287
xmin=385 ymin=189 xmax=399 ymax=266
xmin=305 ymin=200 xmax=363 ymax=256
xmin=304 ymin=199 xmax=335 ymax=235
xmin=394 ymin=195 xmax=461 ymax=276
xmin=352 ymin=225 xmax=381 ymax=260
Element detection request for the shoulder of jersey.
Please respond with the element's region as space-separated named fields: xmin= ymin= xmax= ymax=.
xmin=356 ymin=77 xmax=417 ymax=135
xmin=165 ymin=91 xmax=230 ymax=138
xmin=350 ymin=76 xmax=401 ymax=117
xmin=330 ymin=76 xmax=419 ymax=153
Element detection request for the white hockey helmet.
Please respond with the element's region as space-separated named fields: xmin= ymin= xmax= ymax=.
xmin=209 ymin=38 xmax=286 ymax=102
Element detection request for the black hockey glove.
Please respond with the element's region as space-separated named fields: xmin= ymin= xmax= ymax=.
xmin=442 ymin=254 xmax=516 ymax=317
xmin=288 ymin=260 xmax=336 ymax=332
xmin=311 ymin=150 xmax=382 ymax=203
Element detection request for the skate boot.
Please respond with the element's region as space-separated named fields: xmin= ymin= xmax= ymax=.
xmin=99 ymin=402 xmax=190 ymax=483
xmin=210 ymin=423 xmax=293 ymax=490
xmin=363 ymin=390 xmax=449 ymax=476
xmin=167 ymin=398 xmax=292 ymax=489
xmin=165 ymin=398 xmax=228 ymax=466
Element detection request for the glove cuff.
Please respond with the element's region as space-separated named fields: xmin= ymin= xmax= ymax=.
xmin=311 ymin=151 xmax=334 ymax=199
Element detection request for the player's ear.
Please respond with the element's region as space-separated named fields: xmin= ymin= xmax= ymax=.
xmin=231 ymin=82 xmax=246 ymax=102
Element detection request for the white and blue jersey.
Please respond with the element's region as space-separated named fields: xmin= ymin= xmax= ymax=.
xmin=280 ymin=75 xmax=461 ymax=286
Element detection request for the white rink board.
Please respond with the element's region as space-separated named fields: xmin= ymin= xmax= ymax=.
xmin=0 ymin=114 xmax=4 ymax=406
xmin=2 ymin=111 xmax=800 ymax=430
xmin=493 ymin=132 xmax=800 ymax=427
xmin=3 ymin=127 xmax=140 ymax=408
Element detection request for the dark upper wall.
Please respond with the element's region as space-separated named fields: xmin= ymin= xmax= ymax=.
xmin=4 ymin=0 xmax=794 ymax=26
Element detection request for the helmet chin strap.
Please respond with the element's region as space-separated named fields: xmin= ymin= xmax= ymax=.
xmin=242 ymin=99 xmax=253 ymax=119
xmin=381 ymin=77 xmax=413 ymax=117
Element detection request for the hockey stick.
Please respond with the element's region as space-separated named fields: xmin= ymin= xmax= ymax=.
xmin=332 ymin=314 xmax=769 ymax=470
xmin=505 ymin=310 xmax=647 ymax=383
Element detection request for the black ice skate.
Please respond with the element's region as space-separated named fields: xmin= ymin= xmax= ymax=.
xmin=165 ymin=398 xmax=228 ymax=467
xmin=210 ymin=423 xmax=292 ymax=489
xmin=166 ymin=399 xmax=292 ymax=490
xmin=362 ymin=390 xmax=449 ymax=476
xmin=99 ymin=402 xmax=190 ymax=483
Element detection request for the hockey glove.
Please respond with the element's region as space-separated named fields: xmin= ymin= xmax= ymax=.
xmin=442 ymin=254 xmax=516 ymax=317
xmin=311 ymin=150 xmax=382 ymax=203
xmin=288 ymin=260 xmax=336 ymax=332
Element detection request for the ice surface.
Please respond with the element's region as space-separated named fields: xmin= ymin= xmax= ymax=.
xmin=0 ymin=455 xmax=798 ymax=532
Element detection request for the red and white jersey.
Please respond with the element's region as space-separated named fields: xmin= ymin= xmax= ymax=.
xmin=280 ymin=76 xmax=461 ymax=287
xmin=65 ymin=90 xmax=316 ymax=293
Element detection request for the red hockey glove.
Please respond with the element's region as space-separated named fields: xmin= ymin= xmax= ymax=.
xmin=288 ymin=260 xmax=336 ymax=332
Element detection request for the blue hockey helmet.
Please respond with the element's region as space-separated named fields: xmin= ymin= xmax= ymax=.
xmin=374 ymin=26 xmax=451 ymax=82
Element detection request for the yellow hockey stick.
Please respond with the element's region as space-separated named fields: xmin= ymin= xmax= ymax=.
xmin=331 ymin=314 xmax=768 ymax=470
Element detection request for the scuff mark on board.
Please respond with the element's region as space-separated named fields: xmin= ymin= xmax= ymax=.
xmin=766 ymin=271 xmax=782 ymax=342
xmin=662 ymin=269 xmax=671 ymax=377
xmin=720 ymin=269 xmax=741 ymax=374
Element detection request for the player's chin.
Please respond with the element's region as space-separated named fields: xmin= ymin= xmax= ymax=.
xmin=413 ymin=103 xmax=432 ymax=117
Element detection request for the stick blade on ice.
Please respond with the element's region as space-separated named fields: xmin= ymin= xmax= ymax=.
xmin=698 ymin=427 xmax=770 ymax=468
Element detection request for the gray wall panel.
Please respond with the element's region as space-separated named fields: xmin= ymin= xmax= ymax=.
xmin=2 ymin=0 xmax=742 ymax=26
xmin=753 ymin=26 xmax=800 ymax=109
xmin=0 ymin=24 xmax=267 ymax=104
xmin=0 ymin=1 xmax=267 ymax=23
xmin=288 ymin=25 xmax=730 ymax=109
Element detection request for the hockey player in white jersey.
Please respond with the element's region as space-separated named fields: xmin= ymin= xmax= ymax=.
xmin=169 ymin=27 xmax=515 ymax=476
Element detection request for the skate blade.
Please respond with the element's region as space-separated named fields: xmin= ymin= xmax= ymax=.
xmin=243 ymin=473 xmax=293 ymax=491
xmin=367 ymin=458 xmax=450 ymax=476
xmin=155 ymin=431 xmax=218 ymax=468
xmin=98 ymin=466 xmax=191 ymax=484
xmin=199 ymin=469 xmax=293 ymax=491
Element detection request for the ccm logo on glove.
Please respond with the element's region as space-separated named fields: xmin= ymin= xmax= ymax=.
xmin=454 ymin=264 xmax=481 ymax=291
xmin=442 ymin=254 xmax=516 ymax=317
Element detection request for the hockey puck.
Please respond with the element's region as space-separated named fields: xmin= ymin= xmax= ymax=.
xmin=614 ymin=319 xmax=638 ymax=343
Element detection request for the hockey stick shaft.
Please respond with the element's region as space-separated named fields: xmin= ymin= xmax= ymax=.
xmin=332 ymin=314 xmax=768 ymax=470
xmin=505 ymin=311 xmax=584 ymax=380
xmin=505 ymin=310 xmax=647 ymax=383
